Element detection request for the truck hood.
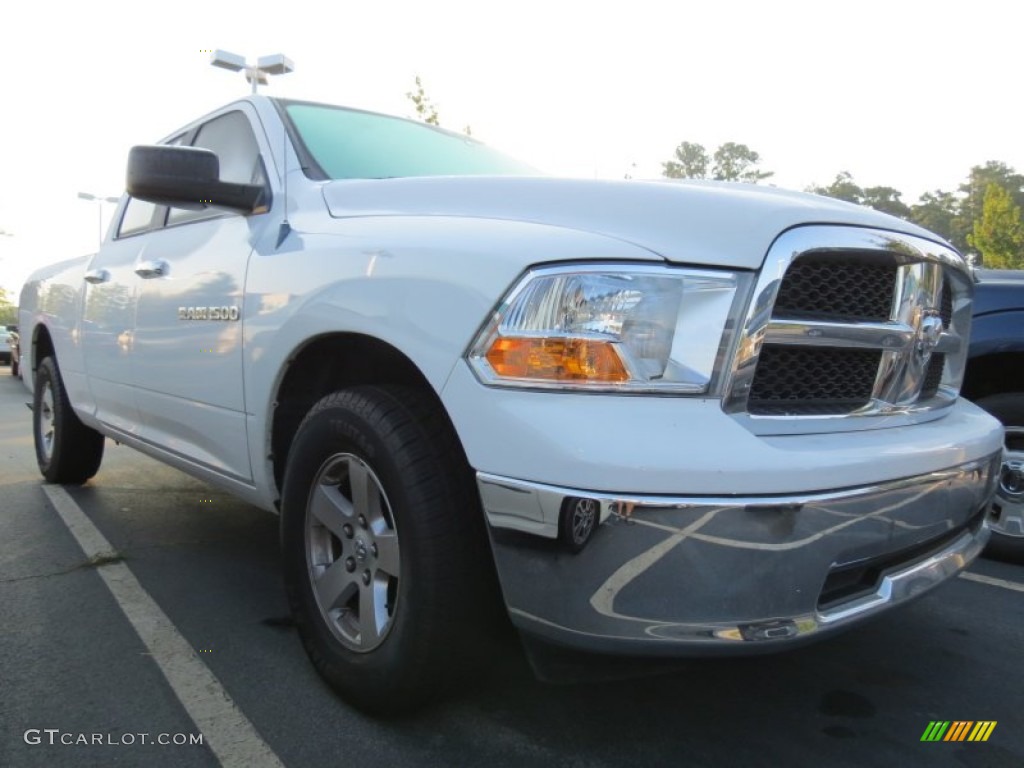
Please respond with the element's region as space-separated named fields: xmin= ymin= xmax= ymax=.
xmin=974 ymin=269 xmax=1024 ymax=316
xmin=322 ymin=176 xmax=944 ymax=270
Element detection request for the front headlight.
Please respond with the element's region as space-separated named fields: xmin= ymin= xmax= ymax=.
xmin=468 ymin=264 xmax=747 ymax=393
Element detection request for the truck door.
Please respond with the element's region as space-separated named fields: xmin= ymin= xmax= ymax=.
xmin=130 ymin=105 xmax=275 ymax=482
xmin=80 ymin=198 xmax=154 ymax=434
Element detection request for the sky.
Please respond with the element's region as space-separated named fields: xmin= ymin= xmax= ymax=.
xmin=1 ymin=0 xmax=1021 ymax=296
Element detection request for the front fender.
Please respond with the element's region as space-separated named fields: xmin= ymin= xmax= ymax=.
xmin=241 ymin=214 xmax=664 ymax=502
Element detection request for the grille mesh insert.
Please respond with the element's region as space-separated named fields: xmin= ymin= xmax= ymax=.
xmin=772 ymin=256 xmax=897 ymax=321
xmin=748 ymin=346 xmax=881 ymax=415
xmin=918 ymin=354 xmax=945 ymax=400
xmin=940 ymin=281 xmax=953 ymax=325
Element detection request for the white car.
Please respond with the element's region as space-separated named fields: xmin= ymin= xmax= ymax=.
xmin=18 ymin=96 xmax=1003 ymax=714
xmin=0 ymin=329 xmax=12 ymax=367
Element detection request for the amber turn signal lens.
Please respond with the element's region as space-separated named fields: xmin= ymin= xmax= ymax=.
xmin=485 ymin=337 xmax=629 ymax=382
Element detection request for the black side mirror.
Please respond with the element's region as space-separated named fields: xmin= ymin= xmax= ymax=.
xmin=126 ymin=145 xmax=267 ymax=213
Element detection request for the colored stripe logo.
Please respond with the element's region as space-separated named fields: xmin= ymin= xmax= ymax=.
xmin=921 ymin=721 xmax=997 ymax=742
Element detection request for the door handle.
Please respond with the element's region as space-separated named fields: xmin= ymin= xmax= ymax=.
xmin=84 ymin=268 xmax=110 ymax=284
xmin=135 ymin=260 xmax=169 ymax=279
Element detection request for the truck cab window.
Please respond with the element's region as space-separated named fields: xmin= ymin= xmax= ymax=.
xmin=167 ymin=110 xmax=265 ymax=225
xmin=117 ymin=197 xmax=159 ymax=237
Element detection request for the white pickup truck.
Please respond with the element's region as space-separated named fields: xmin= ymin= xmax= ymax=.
xmin=20 ymin=95 xmax=1003 ymax=714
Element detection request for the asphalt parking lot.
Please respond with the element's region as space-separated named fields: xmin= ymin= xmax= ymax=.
xmin=1 ymin=366 xmax=1021 ymax=768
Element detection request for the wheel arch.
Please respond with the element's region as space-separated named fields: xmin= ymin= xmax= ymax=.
xmin=30 ymin=322 xmax=56 ymax=376
xmin=268 ymin=332 xmax=465 ymax=501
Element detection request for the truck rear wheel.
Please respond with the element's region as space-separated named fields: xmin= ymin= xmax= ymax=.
xmin=976 ymin=393 xmax=1024 ymax=563
xmin=33 ymin=356 xmax=105 ymax=484
xmin=280 ymin=385 xmax=488 ymax=715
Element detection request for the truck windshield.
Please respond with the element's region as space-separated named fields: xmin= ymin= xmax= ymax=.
xmin=277 ymin=99 xmax=539 ymax=180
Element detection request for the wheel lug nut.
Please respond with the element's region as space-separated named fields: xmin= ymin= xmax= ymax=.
xmin=345 ymin=557 xmax=356 ymax=573
xmin=358 ymin=515 xmax=367 ymax=529
xmin=342 ymin=524 xmax=353 ymax=539
xmin=371 ymin=543 xmax=378 ymax=558
xmin=362 ymin=570 xmax=371 ymax=585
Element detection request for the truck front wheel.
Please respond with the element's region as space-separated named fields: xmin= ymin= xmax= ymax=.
xmin=33 ymin=356 xmax=105 ymax=484
xmin=280 ymin=385 xmax=488 ymax=714
xmin=976 ymin=392 xmax=1024 ymax=563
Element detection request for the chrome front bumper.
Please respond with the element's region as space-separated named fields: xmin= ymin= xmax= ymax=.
xmin=479 ymin=454 xmax=1000 ymax=655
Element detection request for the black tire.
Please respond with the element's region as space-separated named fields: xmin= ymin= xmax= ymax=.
xmin=280 ymin=385 xmax=491 ymax=715
xmin=975 ymin=393 xmax=1024 ymax=563
xmin=33 ymin=356 xmax=105 ymax=484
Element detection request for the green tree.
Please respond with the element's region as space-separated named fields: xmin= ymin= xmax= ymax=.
xmin=406 ymin=75 xmax=440 ymax=126
xmin=662 ymin=141 xmax=709 ymax=179
xmin=810 ymin=173 xmax=910 ymax=219
xmin=0 ymin=287 xmax=17 ymax=326
xmin=661 ymin=141 xmax=771 ymax=183
xmin=712 ymin=142 xmax=773 ymax=183
xmin=953 ymin=162 xmax=1024 ymax=252
xmin=909 ymin=190 xmax=959 ymax=242
xmin=861 ymin=186 xmax=910 ymax=219
xmin=967 ymin=183 xmax=1024 ymax=268
xmin=809 ymin=171 xmax=864 ymax=204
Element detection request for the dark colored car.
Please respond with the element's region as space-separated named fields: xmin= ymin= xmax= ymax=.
xmin=964 ymin=269 xmax=1024 ymax=560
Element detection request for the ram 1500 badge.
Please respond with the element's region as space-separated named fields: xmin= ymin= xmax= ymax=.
xmin=19 ymin=95 xmax=1004 ymax=714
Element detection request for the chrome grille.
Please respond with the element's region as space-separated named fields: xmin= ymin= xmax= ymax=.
xmin=724 ymin=226 xmax=972 ymax=435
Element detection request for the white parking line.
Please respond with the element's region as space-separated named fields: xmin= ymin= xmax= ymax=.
xmin=959 ymin=571 xmax=1024 ymax=593
xmin=42 ymin=485 xmax=285 ymax=768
